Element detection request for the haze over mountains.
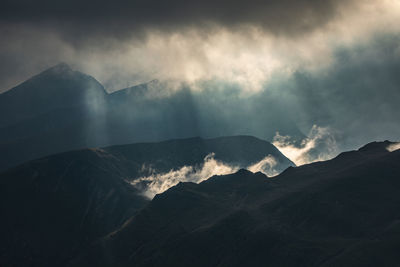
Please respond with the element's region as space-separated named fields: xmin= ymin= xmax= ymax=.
xmin=2 ymin=62 xmax=399 ymax=172
xmin=0 ymin=64 xmax=399 ymax=267
xmin=2 ymin=0 xmax=400 ymax=266
xmin=0 ymin=63 xmax=304 ymax=171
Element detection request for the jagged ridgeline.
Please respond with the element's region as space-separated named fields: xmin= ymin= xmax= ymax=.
xmin=0 ymin=135 xmax=294 ymax=266
xmin=76 ymin=141 xmax=400 ymax=267
xmin=1 ymin=140 xmax=400 ymax=266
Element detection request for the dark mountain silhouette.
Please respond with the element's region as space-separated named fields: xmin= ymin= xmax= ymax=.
xmin=0 ymin=63 xmax=303 ymax=171
xmin=0 ymin=148 xmax=147 ymax=267
xmin=0 ymin=63 xmax=107 ymax=171
xmin=0 ymin=135 xmax=293 ymax=267
xmin=74 ymin=141 xmax=400 ymax=267
xmin=0 ymin=63 xmax=106 ymax=127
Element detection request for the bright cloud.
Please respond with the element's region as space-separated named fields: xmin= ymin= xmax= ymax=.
xmin=387 ymin=142 xmax=400 ymax=152
xmin=273 ymin=125 xmax=339 ymax=165
xmin=131 ymin=152 xmax=282 ymax=198
xmin=131 ymin=153 xmax=239 ymax=198
xmin=247 ymin=155 xmax=279 ymax=177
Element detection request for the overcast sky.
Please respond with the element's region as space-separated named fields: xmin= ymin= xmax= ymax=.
xmin=1 ymin=0 xmax=399 ymax=92
xmin=1 ymin=0 xmax=399 ymax=153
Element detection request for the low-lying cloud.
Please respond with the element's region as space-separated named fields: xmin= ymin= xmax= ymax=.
xmin=131 ymin=153 xmax=281 ymax=198
xmin=273 ymin=125 xmax=339 ymax=165
xmin=247 ymin=155 xmax=279 ymax=177
xmin=387 ymin=142 xmax=400 ymax=152
xmin=131 ymin=153 xmax=238 ymax=198
xmin=129 ymin=125 xmax=346 ymax=198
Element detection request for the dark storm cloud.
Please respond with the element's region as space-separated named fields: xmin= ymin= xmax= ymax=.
xmin=1 ymin=0 xmax=353 ymax=39
xmin=0 ymin=0 xmax=358 ymax=91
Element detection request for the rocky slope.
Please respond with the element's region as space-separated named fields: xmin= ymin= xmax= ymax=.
xmin=76 ymin=141 xmax=400 ymax=267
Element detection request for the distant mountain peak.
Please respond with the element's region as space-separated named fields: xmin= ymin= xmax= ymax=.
xmin=109 ymin=79 xmax=162 ymax=98
xmin=0 ymin=62 xmax=107 ymax=131
xmin=42 ymin=62 xmax=73 ymax=76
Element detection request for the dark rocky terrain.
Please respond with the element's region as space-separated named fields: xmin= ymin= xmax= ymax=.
xmin=0 ymin=135 xmax=293 ymax=266
xmin=74 ymin=141 xmax=400 ymax=267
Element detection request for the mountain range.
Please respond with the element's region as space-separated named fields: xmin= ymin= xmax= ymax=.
xmin=0 ymin=63 xmax=303 ymax=171
xmin=0 ymin=135 xmax=293 ymax=266
xmin=76 ymin=140 xmax=400 ymax=267
xmin=1 ymin=139 xmax=399 ymax=266
xmin=1 ymin=63 xmax=399 ymax=267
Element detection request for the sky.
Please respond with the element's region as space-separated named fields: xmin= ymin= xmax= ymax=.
xmin=1 ymin=0 xmax=399 ymax=91
xmin=1 ymin=0 xmax=400 ymax=157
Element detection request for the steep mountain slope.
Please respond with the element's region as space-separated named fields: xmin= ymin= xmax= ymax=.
xmin=0 ymin=148 xmax=148 ymax=267
xmin=0 ymin=135 xmax=292 ymax=267
xmin=0 ymin=63 xmax=106 ymax=128
xmin=77 ymin=141 xmax=400 ymax=267
xmin=0 ymin=63 xmax=107 ymax=170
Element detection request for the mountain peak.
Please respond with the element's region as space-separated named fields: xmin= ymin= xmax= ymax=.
xmin=0 ymin=62 xmax=107 ymax=130
xmin=41 ymin=62 xmax=73 ymax=76
xmin=236 ymin=168 xmax=253 ymax=175
xmin=51 ymin=62 xmax=71 ymax=71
